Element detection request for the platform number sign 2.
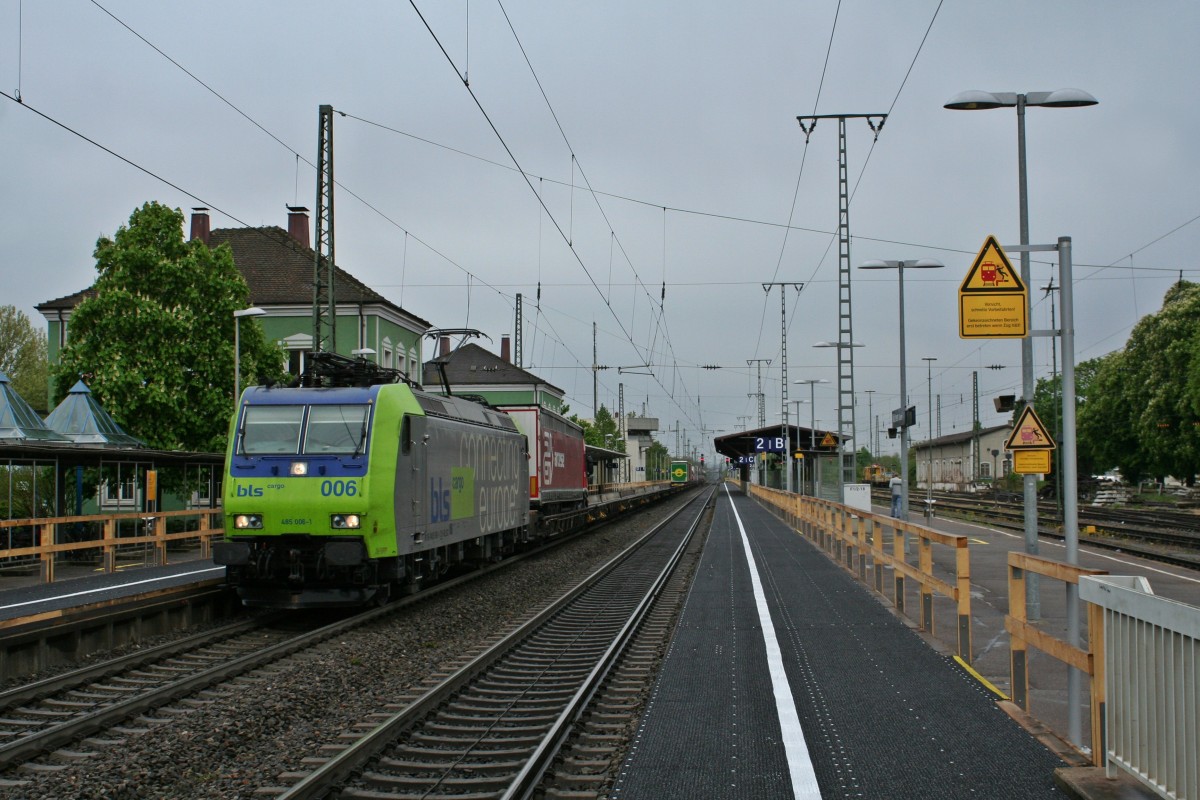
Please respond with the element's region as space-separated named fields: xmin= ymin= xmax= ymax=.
xmin=754 ymin=436 xmax=786 ymax=452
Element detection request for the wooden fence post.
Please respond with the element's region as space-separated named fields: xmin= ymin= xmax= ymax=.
xmin=1008 ymin=559 xmax=1028 ymax=710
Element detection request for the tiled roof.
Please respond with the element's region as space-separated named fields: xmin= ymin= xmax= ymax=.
xmin=36 ymin=288 xmax=96 ymax=313
xmin=423 ymin=343 xmax=564 ymax=395
xmin=211 ymin=226 xmax=387 ymax=308
xmin=911 ymin=423 xmax=1012 ymax=450
xmin=38 ymin=225 xmax=430 ymax=328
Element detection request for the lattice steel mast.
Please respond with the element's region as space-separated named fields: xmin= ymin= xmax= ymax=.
xmin=796 ymin=112 xmax=886 ymax=491
xmin=312 ymin=104 xmax=336 ymax=354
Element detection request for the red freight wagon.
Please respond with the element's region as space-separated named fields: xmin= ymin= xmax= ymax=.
xmin=501 ymin=406 xmax=589 ymax=513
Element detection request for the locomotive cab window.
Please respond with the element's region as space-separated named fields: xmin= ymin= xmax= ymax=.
xmin=304 ymin=404 xmax=371 ymax=455
xmin=240 ymin=405 xmax=304 ymax=454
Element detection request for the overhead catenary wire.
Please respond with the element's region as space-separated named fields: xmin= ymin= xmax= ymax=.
xmin=408 ymin=0 xmax=704 ymax=428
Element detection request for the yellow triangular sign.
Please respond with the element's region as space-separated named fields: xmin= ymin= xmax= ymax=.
xmin=960 ymin=235 xmax=1026 ymax=294
xmin=820 ymin=432 xmax=837 ymax=447
xmin=1004 ymin=405 xmax=1056 ymax=450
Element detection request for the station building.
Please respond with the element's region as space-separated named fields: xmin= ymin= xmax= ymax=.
xmin=37 ymin=207 xmax=431 ymax=395
xmin=910 ymin=422 xmax=1014 ymax=491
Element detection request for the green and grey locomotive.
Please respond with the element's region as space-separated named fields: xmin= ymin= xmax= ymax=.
xmin=216 ymin=355 xmax=530 ymax=608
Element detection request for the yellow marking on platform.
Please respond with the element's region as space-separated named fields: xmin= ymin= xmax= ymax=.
xmin=954 ymin=655 xmax=1009 ymax=700
xmin=969 ymin=538 xmax=989 ymax=545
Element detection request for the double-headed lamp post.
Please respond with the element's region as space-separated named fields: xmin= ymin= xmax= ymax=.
xmin=233 ymin=307 xmax=266 ymax=402
xmin=858 ymin=259 xmax=944 ymax=520
xmin=945 ymin=89 xmax=1097 ymax=618
xmin=794 ymin=378 xmax=829 ymax=495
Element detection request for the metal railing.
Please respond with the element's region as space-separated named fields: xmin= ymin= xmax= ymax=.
xmin=1080 ymin=575 xmax=1200 ymax=799
xmin=1005 ymin=552 xmax=1107 ymax=757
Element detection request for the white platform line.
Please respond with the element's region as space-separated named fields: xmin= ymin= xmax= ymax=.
xmin=0 ymin=567 xmax=225 ymax=611
xmin=723 ymin=485 xmax=821 ymax=799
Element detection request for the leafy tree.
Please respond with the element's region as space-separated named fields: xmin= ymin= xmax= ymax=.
xmin=1034 ymin=355 xmax=1105 ymax=480
xmin=644 ymin=440 xmax=671 ymax=479
xmin=1079 ymin=350 xmax=1140 ymax=478
xmin=1076 ymin=282 xmax=1200 ymax=484
xmin=0 ymin=305 xmax=49 ymax=411
xmin=854 ymin=446 xmax=874 ymax=476
xmin=575 ymin=405 xmax=623 ymax=450
xmin=53 ymin=202 xmax=285 ymax=452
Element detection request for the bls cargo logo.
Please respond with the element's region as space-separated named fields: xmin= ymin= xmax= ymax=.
xmin=430 ymin=468 xmax=474 ymax=523
xmin=235 ymin=485 xmax=264 ymax=497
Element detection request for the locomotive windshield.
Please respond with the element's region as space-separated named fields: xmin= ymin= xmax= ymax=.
xmin=239 ymin=403 xmax=370 ymax=456
xmin=240 ymin=405 xmax=304 ymax=454
xmin=303 ymin=404 xmax=371 ymax=454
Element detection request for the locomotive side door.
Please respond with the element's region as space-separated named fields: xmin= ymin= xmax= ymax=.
xmin=394 ymin=412 xmax=427 ymax=555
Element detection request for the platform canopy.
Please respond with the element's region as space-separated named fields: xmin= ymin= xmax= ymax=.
xmin=43 ymin=380 xmax=145 ymax=447
xmin=0 ymin=372 xmax=68 ymax=444
xmin=713 ymin=424 xmax=840 ymax=462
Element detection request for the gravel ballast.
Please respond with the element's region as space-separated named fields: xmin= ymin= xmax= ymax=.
xmin=1 ymin=499 xmax=690 ymax=800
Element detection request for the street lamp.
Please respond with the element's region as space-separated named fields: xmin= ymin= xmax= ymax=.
xmin=813 ymin=341 xmax=864 ymax=500
xmin=945 ymin=88 xmax=1097 ymax=616
xmin=922 ymin=356 xmax=938 ymax=522
xmin=859 ymin=258 xmax=944 ymax=521
xmin=793 ymin=378 xmax=829 ymax=495
xmin=233 ymin=306 xmax=266 ymax=401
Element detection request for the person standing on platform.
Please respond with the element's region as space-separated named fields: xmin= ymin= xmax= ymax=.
xmin=889 ymin=474 xmax=903 ymax=518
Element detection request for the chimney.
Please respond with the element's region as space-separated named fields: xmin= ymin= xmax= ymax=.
xmin=439 ymin=336 xmax=451 ymax=357
xmin=287 ymin=206 xmax=310 ymax=247
xmin=500 ymin=335 xmax=511 ymax=363
xmin=189 ymin=208 xmax=210 ymax=244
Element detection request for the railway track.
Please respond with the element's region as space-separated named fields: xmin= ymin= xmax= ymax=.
xmin=270 ymin=487 xmax=714 ymax=800
xmin=0 ymin=527 xmax=595 ymax=776
xmin=0 ymin=488 xmax=696 ymax=790
xmin=895 ymin=489 xmax=1200 ymax=568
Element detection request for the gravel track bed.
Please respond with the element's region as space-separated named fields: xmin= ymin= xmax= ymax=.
xmin=2 ymin=500 xmax=688 ymax=800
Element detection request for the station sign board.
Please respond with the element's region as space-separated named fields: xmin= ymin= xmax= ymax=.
xmin=891 ymin=406 xmax=916 ymax=429
xmin=959 ymin=235 xmax=1028 ymax=338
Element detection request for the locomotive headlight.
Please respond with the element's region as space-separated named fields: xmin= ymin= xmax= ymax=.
xmin=290 ymin=461 xmax=308 ymax=476
xmin=234 ymin=514 xmax=263 ymax=530
xmin=330 ymin=514 xmax=361 ymax=530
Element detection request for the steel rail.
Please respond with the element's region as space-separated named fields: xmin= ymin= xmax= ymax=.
xmin=276 ymin=487 xmax=715 ymax=800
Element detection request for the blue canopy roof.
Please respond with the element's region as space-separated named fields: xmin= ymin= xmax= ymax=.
xmin=43 ymin=380 xmax=144 ymax=447
xmin=0 ymin=372 xmax=68 ymax=443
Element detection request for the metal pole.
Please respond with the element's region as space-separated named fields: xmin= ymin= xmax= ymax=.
xmin=1060 ymin=236 xmax=1082 ymax=745
xmin=924 ymin=356 xmax=936 ymax=521
xmin=811 ymin=383 xmax=817 ymax=497
xmin=792 ymin=399 xmax=804 ymax=493
xmin=1017 ymin=94 xmax=1042 ymax=619
xmin=234 ymin=318 xmax=241 ymax=401
xmin=898 ymin=267 xmax=910 ymax=521
xmin=865 ymin=390 xmax=875 ymax=459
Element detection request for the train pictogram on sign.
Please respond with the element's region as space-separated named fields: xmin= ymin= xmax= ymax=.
xmin=959 ymin=235 xmax=1029 ymax=339
xmin=1004 ymin=405 xmax=1056 ymax=451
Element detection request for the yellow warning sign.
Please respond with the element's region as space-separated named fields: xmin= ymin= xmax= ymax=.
xmin=1004 ymin=405 xmax=1056 ymax=451
xmin=959 ymin=235 xmax=1028 ymax=338
xmin=1012 ymin=449 xmax=1052 ymax=474
xmin=820 ymin=432 xmax=837 ymax=448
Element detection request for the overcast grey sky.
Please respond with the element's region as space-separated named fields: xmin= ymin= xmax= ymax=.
xmin=2 ymin=1 xmax=1196 ymax=457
